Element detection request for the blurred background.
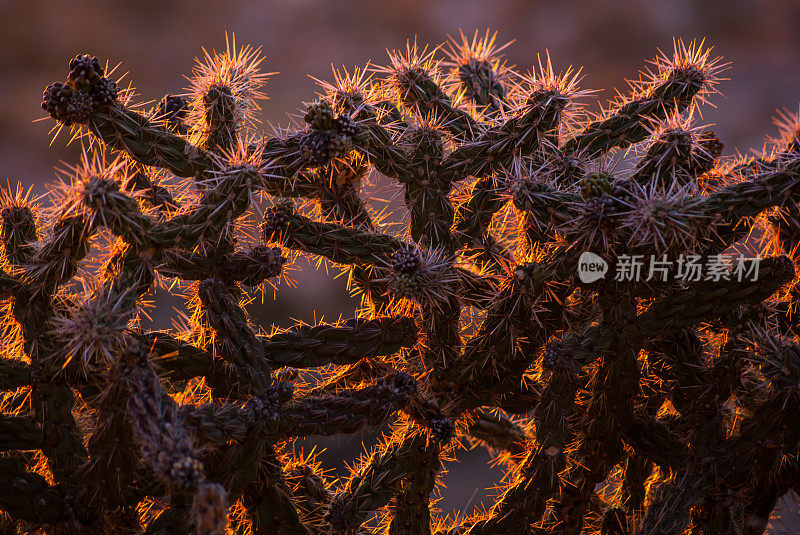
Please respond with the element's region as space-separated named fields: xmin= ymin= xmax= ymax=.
xmin=2 ymin=0 xmax=800 ymax=529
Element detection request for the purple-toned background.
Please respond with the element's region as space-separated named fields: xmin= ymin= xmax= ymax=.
xmin=2 ymin=0 xmax=799 ymax=529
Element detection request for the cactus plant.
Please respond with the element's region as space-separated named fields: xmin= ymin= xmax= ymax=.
xmin=0 ymin=30 xmax=798 ymax=534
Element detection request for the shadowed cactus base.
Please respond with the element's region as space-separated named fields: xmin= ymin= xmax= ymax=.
xmin=0 ymin=30 xmax=798 ymax=534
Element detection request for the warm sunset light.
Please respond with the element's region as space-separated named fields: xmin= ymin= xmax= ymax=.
xmin=2 ymin=3 xmax=800 ymax=533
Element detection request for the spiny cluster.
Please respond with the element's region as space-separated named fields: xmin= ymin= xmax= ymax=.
xmin=300 ymin=101 xmax=366 ymax=166
xmin=2 ymin=30 xmax=800 ymax=535
xmin=42 ymin=54 xmax=119 ymax=126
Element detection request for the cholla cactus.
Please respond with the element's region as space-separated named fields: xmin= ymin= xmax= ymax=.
xmin=1 ymin=30 xmax=799 ymax=534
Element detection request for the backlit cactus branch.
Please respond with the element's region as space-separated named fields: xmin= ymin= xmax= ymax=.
xmin=0 ymin=31 xmax=794 ymax=534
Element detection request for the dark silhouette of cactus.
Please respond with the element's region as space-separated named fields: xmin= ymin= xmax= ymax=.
xmin=1 ymin=30 xmax=799 ymax=534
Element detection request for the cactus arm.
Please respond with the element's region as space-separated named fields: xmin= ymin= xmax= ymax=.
xmin=25 ymin=214 xmax=92 ymax=292
xmin=562 ymin=65 xmax=710 ymax=157
xmin=124 ymin=356 xmax=205 ymax=489
xmin=78 ymin=351 xmax=141 ymax=511
xmin=6 ymin=212 xmax=94 ymax=516
xmin=393 ymin=68 xmax=481 ymax=140
xmin=122 ymin=168 xmax=180 ymax=212
xmin=512 ymin=184 xmax=582 ymax=245
xmin=89 ymin=104 xmax=215 ymax=177
xmin=151 ymin=167 xmax=258 ymax=248
xmin=0 ymin=358 xmax=30 ymax=390
xmin=451 ymin=265 xmax=566 ymax=411
xmin=631 ymin=128 xmax=723 ymax=188
xmin=356 ymin=122 xmax=417 ymax=183
xmin=258 ymin=167 xmax=328 ymax=200
xmin=140 ymin=317 xmax=416 ymax=390
xmin=182 ymin=374 xmax=415 ymax=446
xmin=326 ymin=428 xmax=429 ymax=533
xmin=403 ymin=177 xmax=456 ymax=251
xmin=158 ymin=246 xmax=285 ymax=286
xmin=275 ymin=373 xmax=415 ymax=438
xmin=636 ymin=256 xmax=794 ymax=336
xmin=451 ymin=45 xmax=510 ymax=116
xmin=0 ymin=201 xmax=39 ymax=267
xmin=240 ymin=446 xmax=312 ymax=535
xmin=468 ymin=409 xmax=528 ymax=459
xmin=0 ymin=414 xmax=44 ymax=451
xmin=178 ymin=401 xmax=252 ymax=446
xmin=263 ymin=203 xmax=402 ymax=265
xmin=552 ymin=298 xmax=641 ymax=534
xmin=264 ymin=203 xmax=499 ymax=305
xmin=496 ymin=382 xmax=541 ymax=415
xmin=124 ymin=349 xmax=228 ymax=533
xmin=470 ymin=364 xmax=579 ymax=533
xmin=0 ymin=457 xmax=67 ymax=525
xmin=439 ymin=91 xmax=566 ymax=183
xmin=451 ymin=174 xmax=513 ymax=273
xmin=621 ymin=411 xmax=689 ymax=471
xmin=16 ymin=345 xmax=87 ymax=496
xmin=387 ymin=430 xmax=441 ymax=535
xmin=202 ymin=84 xmax=238 ymax=152
xmin=701 ymin=155 xmax=800 ymax=222
xmin=261 ymin=316 xmax=417 ymax=368
xmin=195 ymin=278 xmax=272 ymax=397
xmin=308 ymin=358 xmax=394 ymax=395
xmin=550 ymin=255 xmax=793 ymax=371
xmin=79 ymin=175 xmax=155 ymax=247
xmin=442 ymin=271 xmax=534 ymax=409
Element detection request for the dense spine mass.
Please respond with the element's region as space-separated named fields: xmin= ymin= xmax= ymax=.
xmin=0 ymin=31 xmax=798 ymax=534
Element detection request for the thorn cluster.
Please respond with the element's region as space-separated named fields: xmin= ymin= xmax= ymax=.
xmin=4 ymin=30 xmax=800 ymax=535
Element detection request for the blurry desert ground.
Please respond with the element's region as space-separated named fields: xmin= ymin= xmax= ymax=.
xmin=2 ymin=0 xmax=800 ymax=529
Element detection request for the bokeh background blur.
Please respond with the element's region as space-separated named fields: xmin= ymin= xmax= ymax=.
xmin=2 ymin=0 xmax=800 ymax=529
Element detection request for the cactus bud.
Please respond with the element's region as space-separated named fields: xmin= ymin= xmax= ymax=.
xmin=580 ymin=172 xmax=613 ymax=200
xmin=304 ymin=100 xmax=335 ymax=130
xmin=299 ymin=130 xmax=330 ymax=166
xmin=261 ymin=201 xmax=294 ymax=242
xmin=391 ymin=248 xmax=421 ymax=275
xmin=157 ymin=94 xmax=189 ymax=127
xmin=229 ymin=246 xmax=287 ymax=286
xmin=68 ymin=54 xmax=103 ymax=90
